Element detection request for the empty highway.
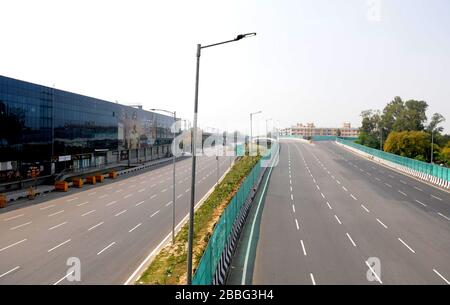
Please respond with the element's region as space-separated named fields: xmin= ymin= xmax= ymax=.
xmin=246 ymin=140 xmax=450 ymax=285
xmin=0 ymin=154 xmax=232 ymax=284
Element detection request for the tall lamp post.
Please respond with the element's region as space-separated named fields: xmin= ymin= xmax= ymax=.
xmin=151 ymin=108 xmax=177 ymax=244
xmin=188 ymin=32 xmax=257 ymax=285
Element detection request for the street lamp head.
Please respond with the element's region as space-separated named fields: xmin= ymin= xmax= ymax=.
xmin=235 ymin=32 xmax=257 ymax=41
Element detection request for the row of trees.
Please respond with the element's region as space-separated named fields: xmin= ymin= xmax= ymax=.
xmin=357 ymin=97 xmax=449 ymax=166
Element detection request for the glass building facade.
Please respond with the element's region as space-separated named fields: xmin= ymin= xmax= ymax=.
xmin=0 ymin=75 xmax=175 ymax=184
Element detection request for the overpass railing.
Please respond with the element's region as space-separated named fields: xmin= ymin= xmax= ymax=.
xmin=336 ymin=138 xmax=450 ymax=185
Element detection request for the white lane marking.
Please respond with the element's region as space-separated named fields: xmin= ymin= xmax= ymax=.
xmin=346 ymin=233 xmax=357 ymax=247
xmin=76 ymin=201 xmax=89 ymax=207
xmin=129 ymin=223 xmax=142 ymax=233
xmin=334 ymin=215 xmax=342 ymax=225
xmin=150 ymin=194 xmax=157 ymax=199
xmin=342 ymin=186 xmax=348 ymax=192
xmin=375 ymin=177 xmax=381 ymax=182
xmin=400 ymin=180 xmax=407 ymax=185
xmin=166 ymin=201 xmax=173 ymax=207
xmin=48 ymin=239 xmax=71 ymax=252
xmin=0 ymin=266 xmax=20 ymax=279
xmin=97 ymin=242 xmax=116 ymax=255
xmin=331 ymin=175 xmax=335 ymax=180
xmin=124 ymin=194 xmax=133 ymax=199
xmin=150 ymin=210 xmax=160 ymax=218
xmin=313 ymin=178 xmax=316 ymax=184
xmin=40 ymin=205 xmax=56 ymax=210
xmin=161 ymin=188 xmax=167 ymax=193
xmin=48 ymin=210 xmax=64 ymax=217
xmin=185 ymin=188 xmax=190 ymax=193
xmin=291 ymin=194 xmax=294 ymax=201
xmin=138 ymin=188 xmax=146 ymax=193
xmin=135 ymin=200 xmax=145 ymax=207
xmin=290 ymin=186 xmax=293 ymax=192
xmin=10 ymin=222 xmax=32 ymax=230
xmin=295 ymin=219 xmax=300 ymax=230
xmin=0 ymin=239 xmax=27 ymax=253
xmin=320 ymin=192 xmax=325 ymax=199
xmin=350 ymin=194 xmax=358 ymax=201
xmin=292 ymin=204 xmax=296 ymax=213
xmin=361 ymin=204 xmax=370 ymax=213
xmin=3 ymin=214 xmax=25 ymax=221
xmin=366 ymin=172 xmax=372 ymax=176
xmin=326 ymin=202 xmax=332 ymax=210
xmin=384 ymin=183 xmax=392 ymax=188
xmin=415 ymin=200 xmax=427 ymax=207
xmin=365 ymin=261 xmax=382 ymax=284
xmin=88 ymin=192 xmax=97 ymax=196
xmin=376 ymin=218 xmax=388 ymax=229
xmin=316 ymin=185 xmax=320 ymax=190
xmin=300 ymin=240 xmax=307 ymax=256
xmin=398 ymin=238 xmax=415 ymax=253
xmin=336 ymin=180 xmax=341 ymax=185
xmin=398 ymin=190 xmax=407 ymax=197
xmin=81 ymin=210 xmax=96 ymax=217
xmin=431 ymin=195 xmax=443 ymax=201
xmin=433 ymin=269 xmax=450 ymax=285
xmin=115 ymin=210 xmax=127 ymax=217
xmin=177 ymin=194 xmax=182 ymax=199
xmin=388 ymin=175 xmax=394 ymax=178
xmin=310 ymin=273 xmax=316 ymax=285
xmin=438 ymin=213 xmax=450 ymax=222
xmin=98 ymin=194 xmax=108 ymax=199
xmin=88 ymin=222 xmax=104 ymax=231
xmin=48 ymin=221 xmax=68 ymax=231
xmin=66 ymin=197 xmax=78 ymax=202
xmin=106 ymin=200 xmax=117 ymax=207
xmin=115 ymin=189 xmax=123 ymax=193
xmin=414 ymin=186 xmax=423 ymax=192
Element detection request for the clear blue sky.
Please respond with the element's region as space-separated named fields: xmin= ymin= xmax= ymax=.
xmin=1 ymin=0 xmax=449 ymax=133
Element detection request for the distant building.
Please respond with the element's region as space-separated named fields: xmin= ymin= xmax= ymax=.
xmin=280 ymin=122 xmax=359 ymax=138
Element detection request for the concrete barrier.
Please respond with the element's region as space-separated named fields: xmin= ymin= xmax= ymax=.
xmin=55 ymin=181 xmax=69 ymax=192
xmin=86 ymin=176 xmax=96 ymax=185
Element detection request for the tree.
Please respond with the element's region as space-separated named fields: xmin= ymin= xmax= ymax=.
xmin=384 ymin=131 xmax=430 ymax=160
xmin=439 ymin=142 xmax=450 ymax=166
xmin=357 ymin=110 xmax=381 ymax=148
xmin=427 ymin=113 xmax=446 ymax=133
xmin=381 ymin=97 xmax=428 ymax=133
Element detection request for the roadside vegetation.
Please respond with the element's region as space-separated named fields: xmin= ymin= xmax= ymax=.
xmin=137 ymin=153 xmax=260 ymax=285
xmin=356 ymin=97 xmax=449 ymax=166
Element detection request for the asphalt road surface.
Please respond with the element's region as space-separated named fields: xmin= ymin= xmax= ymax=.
xmin=0 ymin=155 xmax=233 ymax=284
xmin=249 ymin=140 xmax=450 ymax=285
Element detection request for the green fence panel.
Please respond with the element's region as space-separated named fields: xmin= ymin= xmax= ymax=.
xmin=336 ymin=138 xmax=450 ymax=182
xmin=192 ymin=149 xmax=268 ymax=285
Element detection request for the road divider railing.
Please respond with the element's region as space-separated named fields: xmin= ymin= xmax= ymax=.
xmin=193 ymin=143 xmax=279 ymax=285
xmin=336 ymin=138 xmax=450 ymax=190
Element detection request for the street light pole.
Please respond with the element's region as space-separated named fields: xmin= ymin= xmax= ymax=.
xmin=431 ymin=129 xmax=434 ymax=163
xmin=151 ymin=108 xmax=177 ymax=244
xmin=187 ymin=33 xmax=256 ymax=285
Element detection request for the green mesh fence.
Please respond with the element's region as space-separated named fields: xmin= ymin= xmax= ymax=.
xmin=336 ymin=138 xmax=450 ymax=182
xmin=192 ymin=145 xmax=278 ymax=285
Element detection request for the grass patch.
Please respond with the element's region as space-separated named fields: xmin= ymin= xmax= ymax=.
xmin=137 ymin=155 xmax=260 ymax=285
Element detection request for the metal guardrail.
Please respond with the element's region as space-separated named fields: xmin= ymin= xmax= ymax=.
xmin=336 ymin=138 xmax=450 ymax=188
